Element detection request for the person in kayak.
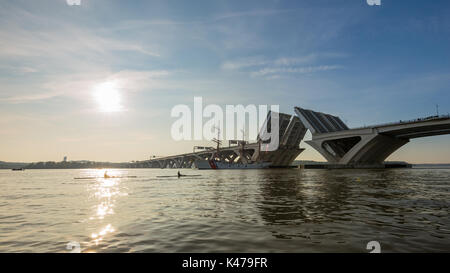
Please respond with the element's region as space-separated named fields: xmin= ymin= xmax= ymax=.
xmin=104 ymin=171 xmax=110 ymax=179
xmin=177 ymin=171 xmax=181 ymax=178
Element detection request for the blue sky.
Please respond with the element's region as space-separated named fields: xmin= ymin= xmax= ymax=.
xmin=0 ymin=0 xmax=449 ymax=163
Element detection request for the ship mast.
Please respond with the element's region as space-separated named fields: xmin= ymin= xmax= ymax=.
xmin=240 ymin=128 xmax=246 ymax=151
xmin=211 ymin=126 xmax=222 ymax=159
xmin=239 ymin=127 xmax=248 ymax=164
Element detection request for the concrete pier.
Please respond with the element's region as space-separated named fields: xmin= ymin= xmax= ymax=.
xmin=295 ymin=107 xmax=450 ymax=167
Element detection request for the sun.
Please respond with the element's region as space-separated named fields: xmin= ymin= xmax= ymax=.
xmin=93 ymin=81 xmax=123 ymax=112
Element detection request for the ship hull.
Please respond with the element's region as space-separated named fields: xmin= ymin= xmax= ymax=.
xmin=194 ymin=160 xmax=271 ymax=170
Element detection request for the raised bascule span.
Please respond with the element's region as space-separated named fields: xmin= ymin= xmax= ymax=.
xmin=294 ymin=107 xmax=450 ymax=168
xmin=139 ymin=112 xmax=307 ymax=169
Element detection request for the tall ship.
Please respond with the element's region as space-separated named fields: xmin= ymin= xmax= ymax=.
xmin=142 ymin=111 xmax=306 ymax=169
xmin=194 ymin=128 xmax=271 ymax=170
xmin=194 ymin=159 xmax=271 ymax=170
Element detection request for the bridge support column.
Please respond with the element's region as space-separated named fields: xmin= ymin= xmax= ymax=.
xmin=307 ymin=133 xmax=409 ymax=166
xmin=305 ymin=139 xmax=339 ymax=163
xmin=342 ymin=134 xmax=409 ymax=165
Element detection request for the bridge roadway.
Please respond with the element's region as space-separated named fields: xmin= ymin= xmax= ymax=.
xmin=140 ymin=143 xmax=258 ymax=169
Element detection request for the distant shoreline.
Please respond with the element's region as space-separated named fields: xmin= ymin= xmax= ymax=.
xmin=0 ymin=161 xmax=132 ymax=169
xmin=1 ymin=161 xmax=450 ymax=170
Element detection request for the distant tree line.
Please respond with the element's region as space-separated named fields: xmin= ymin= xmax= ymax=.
xmin=0 ymin=161 xmax=28 ymax=169
xmin=23 ymin=161 xmax=146 ymax=169
xmin=1 ymin=160 xmax=155 ymax=169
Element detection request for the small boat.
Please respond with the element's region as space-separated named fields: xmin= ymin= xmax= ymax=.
xmin=156 ymin=174 xmax=201 ymax=178
xmin=74 ymin=176 xmax=137 ymax=180
xmin=12 ymin=168 xmax=24 ymax=171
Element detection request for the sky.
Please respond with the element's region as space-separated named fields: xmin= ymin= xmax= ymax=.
xmin=0 ymin=0 xmax=450 ymax=163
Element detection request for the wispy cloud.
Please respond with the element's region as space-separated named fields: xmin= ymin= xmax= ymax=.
xmin=250 ymin=65 xmax=343 ymax=78
xmin=0 ymin=64 xmax=38 ymax=74
xmin=221 ymin=56 xmax=269 ymax=70
xmin=213 ymin=9 xmax=293 ymax=21
xmin=0 ymin=4 xmax=167 ymax=105
xmin=222 ymin=53 xmax=345 ymax=78
xmin=112 ymin=19 xmax=200 ymax=31
xmin=0 ymin=3 xmax=160 ymax=71
xmin=0 ymin=69 xmax=170 ymax=104
xmin=0 ymin=26 xmax=160 ymax=59
xmin=0 ymin=90 xmax=63 ymax=104
xmin=273 ymin=55 xmax=317 ymax=66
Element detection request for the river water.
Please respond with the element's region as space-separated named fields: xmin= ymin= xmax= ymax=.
xmin=0 ymin=168 xmax=449 ymax=252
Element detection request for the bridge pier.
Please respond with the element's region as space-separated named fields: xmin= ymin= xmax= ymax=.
xmin=307 ymin=133 xmax=410 ymax=165
xmin=295 ymin=106 xmax=450 ymax=167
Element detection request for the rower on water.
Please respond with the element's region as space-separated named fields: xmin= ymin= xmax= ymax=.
xmin=177 ymin=171 xmax=181 ymax=178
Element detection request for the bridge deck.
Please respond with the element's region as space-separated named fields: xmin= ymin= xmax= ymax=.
xmin=351 ymin=115 xmax=450 ymax=130
xmin=144 ymin=143 xmax=260 ymax=163
xmin=313 ymin=115 xmax=450 ymax=139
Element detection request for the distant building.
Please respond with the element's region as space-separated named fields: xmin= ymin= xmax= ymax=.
xmin=63 ymin=156 xmax=67 ymax=162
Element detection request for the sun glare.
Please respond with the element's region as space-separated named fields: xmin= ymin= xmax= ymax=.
xmin=93 ymin=81 xmax=123 ymax=112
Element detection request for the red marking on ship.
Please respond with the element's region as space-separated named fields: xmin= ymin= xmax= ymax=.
xmin=208 ymin=160 xmax=217 ymax=169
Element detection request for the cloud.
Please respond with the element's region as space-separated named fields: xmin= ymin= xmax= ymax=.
xmin=0 ymin=26 xmax=159 ymax=59
xmin=273 ymin=55 xmax=317 ymax=66
xmin=0 ymin=90 xmax=64 ymax=103
xmin=0 ymin=69 xmax=170 ymax=104
xmin=0 ymin=64 xmax=38 ymax=74
xmin=221 ymin=56 xmax=314 ymax=71
xmin=103 ymin=70 xmax=170 ymax=94
xmin=0 ymin=4 xmax=160 ymax=64
xmin=0 ymin=4 xmax=167 ymax=105
xmin=213 ymin=9 xmax=293 ymax=21
xmin=221 ymin=56 xmax=269 ymax=70
xmin=250 ymin=65 xmax=343 ymax=78
xmin=222 ymin=53 xmax=345 ymax=78
xmin=221 ymin=55 xmax=323 ymax=71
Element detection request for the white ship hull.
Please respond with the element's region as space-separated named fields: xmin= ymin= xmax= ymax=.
xmin=194 ymin=160 xmax=271 ymax=170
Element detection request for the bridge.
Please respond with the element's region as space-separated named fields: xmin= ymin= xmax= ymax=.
xmin=294 ymin=107 xmax=450 ymax=167
xmin=138 ymin=112 xmax=307 ymax=168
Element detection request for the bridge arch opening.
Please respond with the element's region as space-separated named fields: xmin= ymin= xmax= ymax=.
xmin=322 ymin=136 xmax=362 ymax=159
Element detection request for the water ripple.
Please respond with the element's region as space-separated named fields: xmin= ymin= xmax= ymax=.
xmin=0 ymin=168 xmax=449 ymax=252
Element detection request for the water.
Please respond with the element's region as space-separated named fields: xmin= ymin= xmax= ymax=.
xmin=0 ymin=168 xmax=449 ymax=253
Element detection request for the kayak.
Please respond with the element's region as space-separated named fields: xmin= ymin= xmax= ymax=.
xmin=156 ymin=175 xmax=202 ymax=178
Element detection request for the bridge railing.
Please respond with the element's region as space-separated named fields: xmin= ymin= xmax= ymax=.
xmin=351 ymin=114 xmax=450 ymax=130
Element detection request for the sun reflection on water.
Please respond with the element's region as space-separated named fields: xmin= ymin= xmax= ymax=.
xmin=91 ymin=224 xmax=115 ymax=246
xmin=82 ymin=169 xmax=128 ymax=251
xmin=95 ymin=202 xmax=114 ymax=219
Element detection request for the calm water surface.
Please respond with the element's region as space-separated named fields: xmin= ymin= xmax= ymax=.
xmin=0 ymin=168 xmax=449 ymax=252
